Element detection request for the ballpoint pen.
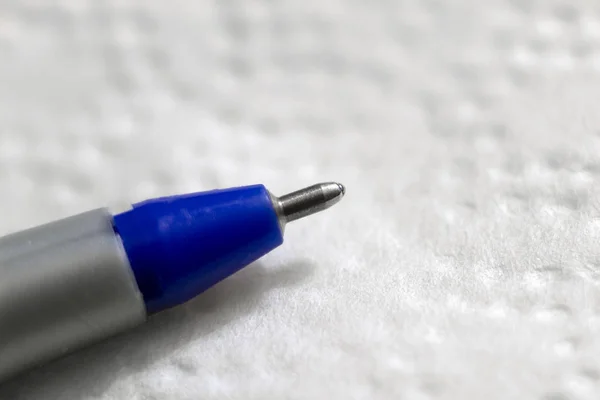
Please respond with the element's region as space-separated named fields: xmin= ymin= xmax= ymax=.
xmin=0 ymin=182 xmax=345 ymax=382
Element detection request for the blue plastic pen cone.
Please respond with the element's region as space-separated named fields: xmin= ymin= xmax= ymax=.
xmin=113 ymin=185 xmax=284 ymax=314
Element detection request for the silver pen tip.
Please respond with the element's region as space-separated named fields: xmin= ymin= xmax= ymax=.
xmin=271 ymin=182 xmax=346 ymax=228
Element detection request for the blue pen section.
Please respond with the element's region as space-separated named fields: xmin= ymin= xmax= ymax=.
xmin=112 ymin=185 xmax=284 ymax=314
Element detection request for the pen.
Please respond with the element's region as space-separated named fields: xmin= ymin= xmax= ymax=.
xmin=0 ymin=182 xmax=345 ymax=382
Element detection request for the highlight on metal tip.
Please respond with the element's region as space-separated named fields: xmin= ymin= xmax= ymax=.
xmin=270 ymin=182 xmax=346 ymax=230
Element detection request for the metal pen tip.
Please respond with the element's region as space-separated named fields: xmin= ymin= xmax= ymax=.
xmin=271 ymin=182 xmax=346 ymax=229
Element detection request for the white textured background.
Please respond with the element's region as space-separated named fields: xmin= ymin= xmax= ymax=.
xmin=2 ymin=0 xmax=600 ymax=399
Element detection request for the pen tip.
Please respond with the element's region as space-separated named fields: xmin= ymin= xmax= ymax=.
xmin=271 ymin=182 xmax=346 ymax=226
xmin=320 ymin=182 xmax=345 ymax=206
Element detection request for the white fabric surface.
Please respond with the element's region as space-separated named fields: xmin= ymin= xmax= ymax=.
xmin=2 ymin=0 xmax=600 ymax=399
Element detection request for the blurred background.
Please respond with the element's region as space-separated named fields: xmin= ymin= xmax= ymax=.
xmin=3 ymin=0 xmax=600 ymax=399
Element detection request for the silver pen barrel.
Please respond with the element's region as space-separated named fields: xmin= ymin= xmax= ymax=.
xmin=0 ymin=209 xmax=146 ymax=383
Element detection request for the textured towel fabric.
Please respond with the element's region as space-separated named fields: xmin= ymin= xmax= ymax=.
xmin=2 ymin=1 xmax=600 ymax=399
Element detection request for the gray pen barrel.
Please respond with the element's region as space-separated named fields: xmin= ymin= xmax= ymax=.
xmin=0 ymin=209 xmax=147 ymax=382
